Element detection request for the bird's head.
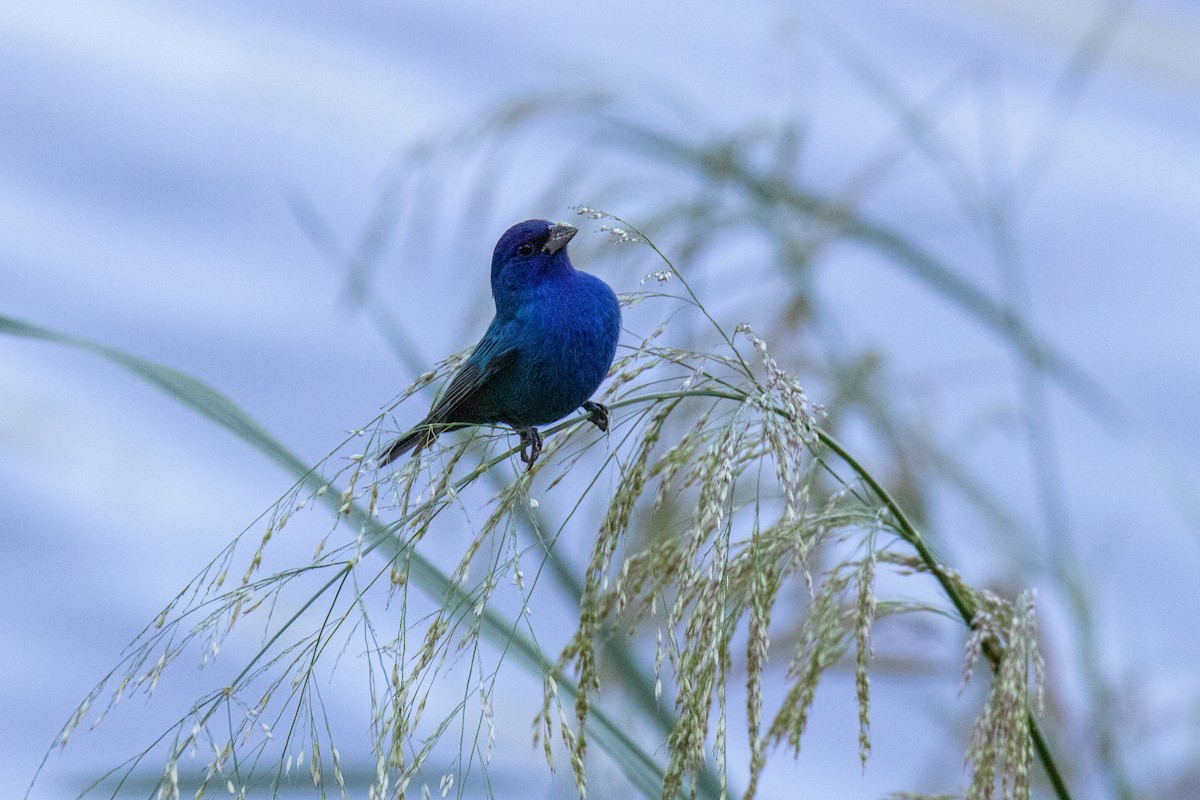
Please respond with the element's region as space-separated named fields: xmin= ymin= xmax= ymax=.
xmin=491 ymin=219 xmax=578 ymax=299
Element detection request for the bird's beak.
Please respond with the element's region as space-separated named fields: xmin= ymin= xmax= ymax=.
xmin=542 ymin=223 xmax=578 ymax=254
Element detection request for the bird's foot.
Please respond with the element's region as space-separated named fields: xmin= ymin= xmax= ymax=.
xmin=518 ymin=426 xmax=543 ymax=469
xmin=582 ymin=401 xmax=610 ymax=433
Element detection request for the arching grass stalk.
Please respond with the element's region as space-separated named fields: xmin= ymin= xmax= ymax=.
xmin=575 ymin=386 xmax=1070 ymax=800
xmin=541 ymin=212 xmax=1065 ymax=800
xmin=12 ymin=207 xmax=1067 ymax=799
xmin=814 ymin=428 xmax=1068 ymax=800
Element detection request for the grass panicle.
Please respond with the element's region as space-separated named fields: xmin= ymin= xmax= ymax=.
xmin=26 ymin=217 xmax=1063 ymax=800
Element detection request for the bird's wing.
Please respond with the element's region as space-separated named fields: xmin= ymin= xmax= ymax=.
xmin=425 ymin=338 xmax=520 ymax=425
xmin=376 ymin=342 xmax=519 ymax=467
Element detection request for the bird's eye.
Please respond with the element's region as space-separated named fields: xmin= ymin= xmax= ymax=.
xmin=518 ymin=242 xmax=535 ymax=256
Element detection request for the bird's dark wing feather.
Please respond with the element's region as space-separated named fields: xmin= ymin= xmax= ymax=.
xmin=426 ymin=344 xmax=519 ymax=425
xmin=377 ymin=342 xmax=519 ymax=467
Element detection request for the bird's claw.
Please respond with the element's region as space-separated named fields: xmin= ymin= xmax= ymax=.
xmin=582 ymin=401 xmax=610 ymax=433
xmin=518 ymin=426 xmax=543 ymax=470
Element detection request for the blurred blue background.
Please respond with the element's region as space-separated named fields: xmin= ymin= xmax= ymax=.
xmin=4 ymin=1 xmax=1200 ymax=797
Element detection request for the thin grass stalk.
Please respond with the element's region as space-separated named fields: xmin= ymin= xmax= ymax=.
xmin=10 ymin=292 xmax=1072 ymax=797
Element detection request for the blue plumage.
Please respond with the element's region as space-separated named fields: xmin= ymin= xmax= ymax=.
xmin=379 ymin=219 xmax=621 ymax=468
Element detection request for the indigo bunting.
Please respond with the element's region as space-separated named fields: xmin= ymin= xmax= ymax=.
xmin=379 ymin=219 xmax=621 ymax=469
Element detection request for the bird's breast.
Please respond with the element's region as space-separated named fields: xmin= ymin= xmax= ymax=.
xmin=498 ymin=276 xmax=620 ymax=426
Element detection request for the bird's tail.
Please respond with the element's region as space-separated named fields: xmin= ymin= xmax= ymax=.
xmin=377 ymin=421 xmax=461 ymax=467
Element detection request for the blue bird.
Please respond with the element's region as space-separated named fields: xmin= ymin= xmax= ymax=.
xmin=379 ymin=219 xmax=621 ymax=469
